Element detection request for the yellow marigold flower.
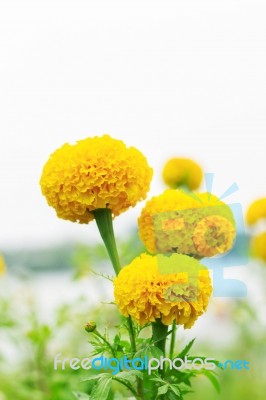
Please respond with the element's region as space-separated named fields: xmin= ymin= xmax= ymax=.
xmin=246 ymin=198 xmax=266 ymax=225
xmin=114 ymin=253 xmax=212 ymax=328
xmin=138 ymin=189 xmax=236 ymax=257
xmin=0 ymin=255 xmax=6 ymax=276
xmin=162 ymin=158 xmax=203 ymax=190
xmin=40 ymin=135 xmax=153 ymax=223
xmin=251 ymin=232 xmax=266 ymax=262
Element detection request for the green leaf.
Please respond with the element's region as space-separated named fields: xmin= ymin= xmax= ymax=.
xmin=168 ymin=393 xmax=179 ymax=400
xmin=118 ymin=340 xmax=130 ymax=353
xmin=115 ymin=370 xmax=143 ymax=384
xmin=150 ymin=377 xmax=165 ymax=385
xmin=72 ymin=392 xmax=90 ymax=399
xmin=112 ymin=335 xmax=130 ymax=354
xmin=158 ymin=384 xmax=169 ymax=395
xmin=202 ymin=370 xmax=220 ymax=393
xmin=135 ymin=345 xmax=163 ymax=360
xmin=180 ymin=388 xmax=194 ymax=395
xmin=113 ymin=334 xmax=120 ymax=346
xmin=150 ymin=345 xmax=164 ymax=359
xmin=82 ymin=373 xmax=112 ymax=382
xmin=177 ymin=338 xmax=196 ymax=358
xmin=168 ymin=383 xmax=182 ymax=398
xmin=90 ymin=375 xmax=113 ymax=400
xmin=179 ymin=371 xmax=196 ymax=386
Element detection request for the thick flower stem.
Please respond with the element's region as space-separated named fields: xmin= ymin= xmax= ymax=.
xmin=152 ymin=321 xmax=168 ymax=399
xmin=169 ymin=321 xmax=177 ymax=360
xmin=93 ymin=208 xmax=121 ymax=275
xmin=152 ymin=320 xmax=168 ymax=355
xmin=93 ymin=208 xmax=144 ymax=399
xmin=127 ymin=316 xmax=145 ymax=399
xmin=127 ymin=316 xmax=137 ymax=354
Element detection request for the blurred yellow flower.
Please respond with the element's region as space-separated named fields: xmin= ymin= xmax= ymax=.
xmin=138 ymin=189 xmax=236 ymax=257
xmin=114 ymin=253 xmax=212 ymax=328
xmin=246 ymin=198 xmax=266 ymax=225
xmin=162 ymin=158 xmax=203 ymax=190
xmin=40 ymin=135 xmax=153 ymax=223
xmin=251 ymin=232 xmax=266 ymax=262
xmin=0 ymin=255 xmax=6 ymax=276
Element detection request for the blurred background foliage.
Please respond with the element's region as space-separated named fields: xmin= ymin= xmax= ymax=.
xmin=1 ymin=229 xmax=266 ymax=399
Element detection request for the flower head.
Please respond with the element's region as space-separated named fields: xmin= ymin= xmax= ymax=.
xmin=246 ymin=198 xmax=266 ymax=226
xmin=114 ymin=253 xmax=212 ymax=328
xmin=162 ymin=158 xmax=203 ymax=190
xmin=40 ymin=135 xmax=153 ymax=223
xmin=138 ymin=189 xmax=236 ymax=257
xmin=251 ymin=232 xmax=266 ymax=262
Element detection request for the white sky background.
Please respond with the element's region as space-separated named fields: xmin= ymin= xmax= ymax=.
xmin=0 ymin=0 xmax=266 ymax=249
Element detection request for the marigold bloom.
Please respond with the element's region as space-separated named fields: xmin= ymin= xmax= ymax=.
xmin=114 ymin=253 xmax=212 ymax=328
xmin=251 ymin=232 xmax=266 ymax=262
xmin=162 ymin=158 xmax=203 ymax=190
xmin=40 ymin=135 xmax=153 ymax=223
xmin=246 ymin=198 xmax=266 ymax=225
xmin=138 ymin=189 xmax=236 ymax=257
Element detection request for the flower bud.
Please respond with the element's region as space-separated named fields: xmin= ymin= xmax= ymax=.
xmin=85 ymin=321 xmax=97 ymax=333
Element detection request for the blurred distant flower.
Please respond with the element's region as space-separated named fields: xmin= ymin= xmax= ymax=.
xmin=114 ymin=253 xmax=212 ymax=328
xmin=0 ymin=255 xmax=6 ymax=276
xmin=246 ymin=198 xmax=266 ymax=225
xmin=251 ymin=232 xmax=266 ymax=262
xmin=162 ymin=158 xmax=203 ymax=190
xmin=138 ymin=189 xmax=236 ymax=257
xmin=40 ymin=134 xmax=153 ymax=224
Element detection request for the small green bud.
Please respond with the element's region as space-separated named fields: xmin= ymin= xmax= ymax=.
xmin=85 ymin=321 xmax=96 ymax=333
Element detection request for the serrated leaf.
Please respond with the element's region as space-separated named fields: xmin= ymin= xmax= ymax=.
xmin=115 ymin=370 xmax=143 ymax=383
xmin=135 ymin=345 xmax=163 ymax=360
xmin=72 ymin=392 xmax=90 ymax=399
xmin=82 ymin=373 xmax=112 ymax=382
xmin=150 ymin=377 xmax=165 ymax=384
xmin=158 ymin=384 xmax=169 ymax=395
xmin=150 ymin=345 xmax=164 ymax=359
xmin=168 ymin=392 xmax=181 ymax=400
xmin=203 ymin=370 xmax=220 ymax=393
xmin=177 ymin=338 xmax=196 ymax=359
xmin=90 ymin=375 xmax=113 ymax=400
xmin=169 ymin=384 xmax=181 ymax=396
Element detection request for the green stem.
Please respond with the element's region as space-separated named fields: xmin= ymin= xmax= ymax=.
xmin=169 ymin=321 xmax=176 ymax=360
xmin=127 ymin=317 xmax=144 ymax=399
xmin=152 ymin=320 xmax=168 ymax=355
xmin=128 ymin=316 xmax=137 ymax=355
xmin=93 ymin=208 xmax=144 ymax=399
xmin=152 ymin=320 xmax=168 ymax=380
xmin=93 ymin=208 xmax=121 ymax=275
xmin=93 ymin=330 xmax=116 ymax=358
